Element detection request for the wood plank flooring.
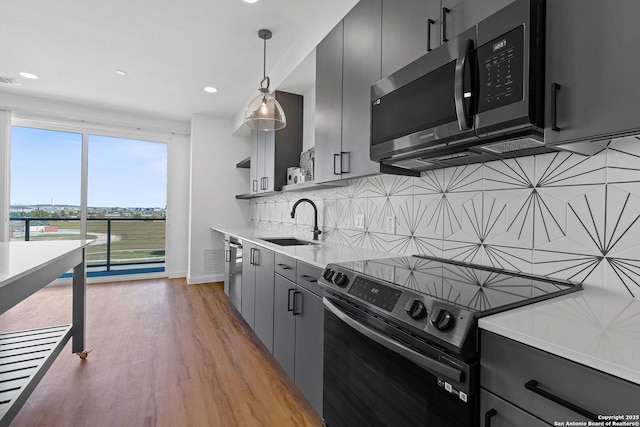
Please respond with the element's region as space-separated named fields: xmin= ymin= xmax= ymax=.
xmin=0 ymin=279 xmax=323 ymax=427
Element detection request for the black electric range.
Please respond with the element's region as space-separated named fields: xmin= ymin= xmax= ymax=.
xmin=319 ymin=254 xmax=582 ymax=360
xmin=318 ymin=255 xmax=582 ymax=427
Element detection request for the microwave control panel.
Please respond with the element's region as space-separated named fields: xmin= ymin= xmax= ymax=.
xmin=476 ymin=26 xmax=525 ymax=113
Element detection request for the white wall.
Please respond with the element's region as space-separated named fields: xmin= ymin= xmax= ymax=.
xmin=187 ymin=114 xmax=250 ymax=284
xmin=0 ymin=110 xmax=11 ymax=242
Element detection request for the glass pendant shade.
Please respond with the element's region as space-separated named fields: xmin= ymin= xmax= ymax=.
xmin=244 ymin=90 xmax=286 ymax=131
xmin=243 ymin=28 xmax=286 ymax=131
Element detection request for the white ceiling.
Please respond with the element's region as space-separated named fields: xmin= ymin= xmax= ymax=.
xmin=0 ymin=0 xmax=356 ymax=124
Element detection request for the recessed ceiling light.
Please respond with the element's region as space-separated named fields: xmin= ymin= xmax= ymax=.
xmin=243 ymin=0 xmax=258 ymax=3
xmin=19 ymin=72 xmax=39 ymax=79
xmin=115 ymin=70 xmax=127 ymax=76
xmin=204 ymin=86 xmax=218 ymax=93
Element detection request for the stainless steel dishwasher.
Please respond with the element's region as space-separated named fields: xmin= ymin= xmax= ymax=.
xmin=224 ymin=235 xmax=242 ymax=311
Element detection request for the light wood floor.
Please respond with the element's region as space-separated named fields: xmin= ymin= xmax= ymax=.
xmin=0 ymin=278 xmax=323 ymax=427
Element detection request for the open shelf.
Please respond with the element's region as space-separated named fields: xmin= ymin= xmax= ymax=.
xmin=235 ymin=157 xmax=250 ymax=169
xmin=0 ymin=325 xmax=73 ymax=424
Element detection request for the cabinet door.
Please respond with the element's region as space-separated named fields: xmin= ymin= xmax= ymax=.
xmin=314 ymin=21 xmax=344 ymax=184
xmin=249 ymin=131 xmax=260 ymax=194
xmin=480 ymin=389 xmax=549 ymax=427
xmin=294 ymin=288 xmax=324 ymax=416
xmin=262 ymin=130 xmax=275 ymax=193
xmin=341 ymin=0 xmax=382 ymax=180
xmin=545 ymin=0 xmax=640 ymax=146
xmin=240 ymin=242 xmax=256 ymax=328
xmin=381 ymin=0 xmax=441 ymax=77
xmin=253 ymin=246 xmax=275 ymax=351
xmin=441 ymin=0 xmax=514 ymax=43
xmin=273 ymin=274 xmax=296 ymax=379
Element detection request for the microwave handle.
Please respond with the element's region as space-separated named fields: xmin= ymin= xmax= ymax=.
xmin=454 ymin=38 xmax=474 ymax=131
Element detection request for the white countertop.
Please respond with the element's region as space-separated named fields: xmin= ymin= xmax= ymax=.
xmin=479 ymin=286 xmax=640 ymax=385
xmin=0 ymin=240 xmax=93 ymax=288
xmin=211 ymin=226 xmax=398 ymax=269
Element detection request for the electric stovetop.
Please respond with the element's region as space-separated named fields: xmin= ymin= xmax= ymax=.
xmin=331 ymin=255 xmax=582 ymax=317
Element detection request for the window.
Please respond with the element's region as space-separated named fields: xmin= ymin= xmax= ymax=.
xmin=9 ymin=125 xmax=168 ymax=276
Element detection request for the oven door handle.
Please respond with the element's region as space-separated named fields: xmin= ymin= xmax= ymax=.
xmin=324 ymin=298 xmax=463 ymax=383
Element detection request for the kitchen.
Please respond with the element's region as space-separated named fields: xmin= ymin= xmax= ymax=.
xmin=1 ymin=0 xmax=640 ymax=426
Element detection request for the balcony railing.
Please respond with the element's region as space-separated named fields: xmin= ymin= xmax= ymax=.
xmin=9 ymin=217 xmax=166 ymax=275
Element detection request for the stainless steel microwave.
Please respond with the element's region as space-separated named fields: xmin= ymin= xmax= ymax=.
xmin=371 ymin=0 xmax=548 ymax=171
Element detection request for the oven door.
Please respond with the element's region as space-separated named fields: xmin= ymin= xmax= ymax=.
xmin=323 ymin=296 xmax=477 ymax=427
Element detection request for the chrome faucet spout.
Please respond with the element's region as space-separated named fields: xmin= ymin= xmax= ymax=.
xmin=290 ymin=198 xmax=322 ymax=241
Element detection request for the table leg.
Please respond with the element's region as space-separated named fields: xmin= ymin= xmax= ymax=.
xmin=72 ymin=248 xmax=86 ymax=355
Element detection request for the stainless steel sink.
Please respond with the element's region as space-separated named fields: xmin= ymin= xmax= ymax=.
xmin=259 ymin=237 xmax=319 ymax=246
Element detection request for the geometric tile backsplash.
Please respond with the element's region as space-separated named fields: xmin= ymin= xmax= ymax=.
xmin=250 ymin=135 xmax=640 ymax=298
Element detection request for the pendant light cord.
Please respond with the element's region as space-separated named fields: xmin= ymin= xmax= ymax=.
xmin=263 ymin=35 xmax=267 ymax=80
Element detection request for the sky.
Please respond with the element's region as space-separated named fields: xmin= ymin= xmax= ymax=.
xmin=10 ymin=126 xmax=167 ymax=208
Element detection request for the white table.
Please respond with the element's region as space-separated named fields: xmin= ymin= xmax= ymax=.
xmin=0 ymin=240 xmax=92 ymax=427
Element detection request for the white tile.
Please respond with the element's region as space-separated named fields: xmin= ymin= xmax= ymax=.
xmin=484 ymin=156 xmax=535 ymax=191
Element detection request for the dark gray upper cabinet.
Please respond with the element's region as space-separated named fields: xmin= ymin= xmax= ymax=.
xmin=341 ymin=0 xmax=383 ymax=180
xmin=381 ymin=0 xmax=441 ymax=77
xmin=314 ymin=22 xmax=344 ymax=184
xmin=250 ymin=91 xmax=303 ymax=193
xmin=315 ymin=0 xmax=416 ymax=184
xmin=545 ymin=0 xmax=640 ymax=146
xmin=441 ymin=0 xmax=514 ymax=43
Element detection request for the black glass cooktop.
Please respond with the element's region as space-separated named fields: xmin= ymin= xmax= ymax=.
xmin=334 ymin=255 xmax=582 ymax=316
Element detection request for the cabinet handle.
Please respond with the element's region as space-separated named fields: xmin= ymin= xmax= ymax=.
xmin=524 ymin=380 xmax=598 ymax=421
xmin=225 ymin=249 xmax=231 ymax=263
xmin=427 ymin=18 xmax=435 ymax=52
xmin=299 ymin=274 xmax=318 ymax=283
xmin=442 ymin=7 xmax=451 ymax=43
xmin=253 ymin=248 xmax=260 ymax=266
xmin=249 ymin=248 xmax=255 ymax=265
xmin=551 ymin=83 xmax=561 ymax=131
xmin=333 ymin=153 xmax=341 ymax=175
xmin=277 ymin=263 xmax=292 ymax=270
xmin=287 ymin=288 xmax=296 ymax=312
xmin=264 ymin=176 xmax=269 ymax=190
xmin=252 ymin=180 xmax=258 ymax=192
xmin=341 ymin=152 xmax=350 ymax=174
xmin=484 ymin=409 xmax=497 ymax=427
xmin=292 ymin=291 xmax=302 ymax=315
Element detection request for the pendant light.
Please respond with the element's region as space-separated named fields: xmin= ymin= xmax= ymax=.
xmin=243 ymin=29 xmax=286 ymax=131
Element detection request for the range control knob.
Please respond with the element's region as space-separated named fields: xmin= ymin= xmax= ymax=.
xmin=322 ymin=268 xmax=335 ymax=281
xmin=333 ymin=272 xmax=349 ymax=287
xmin=405 ymin=299 xmax=427 ymax=320
xmin=430 ymin=307 xmax=455 ymax=331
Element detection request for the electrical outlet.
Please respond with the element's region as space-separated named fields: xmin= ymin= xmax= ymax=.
xmin=386 ymin=216 xmax=396 ymax=234
xmin=355 ymin=213 xmax=365 ymax=230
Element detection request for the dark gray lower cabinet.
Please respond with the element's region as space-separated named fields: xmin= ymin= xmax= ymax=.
xmin=481 ymin=331 xmax=640 ymax=425
xmin=293 ymin=286 xmax=323 ymax=415
xmin=480 ymin=389 xmax=548 ymax=427
xmin=272 ymin=262 xmax=324 ymax=416
xmin=273 ymin=274 xmax=296 ymax=378
xmin=241 ymin=241 xmax=275 ymax=350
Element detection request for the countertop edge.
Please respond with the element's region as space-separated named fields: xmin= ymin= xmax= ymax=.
xmin=211 ymin=226 xmax=397 ymax=269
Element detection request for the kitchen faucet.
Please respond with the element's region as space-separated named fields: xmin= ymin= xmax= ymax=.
xmin=291 ymin=198 xmax=322 ymax=241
